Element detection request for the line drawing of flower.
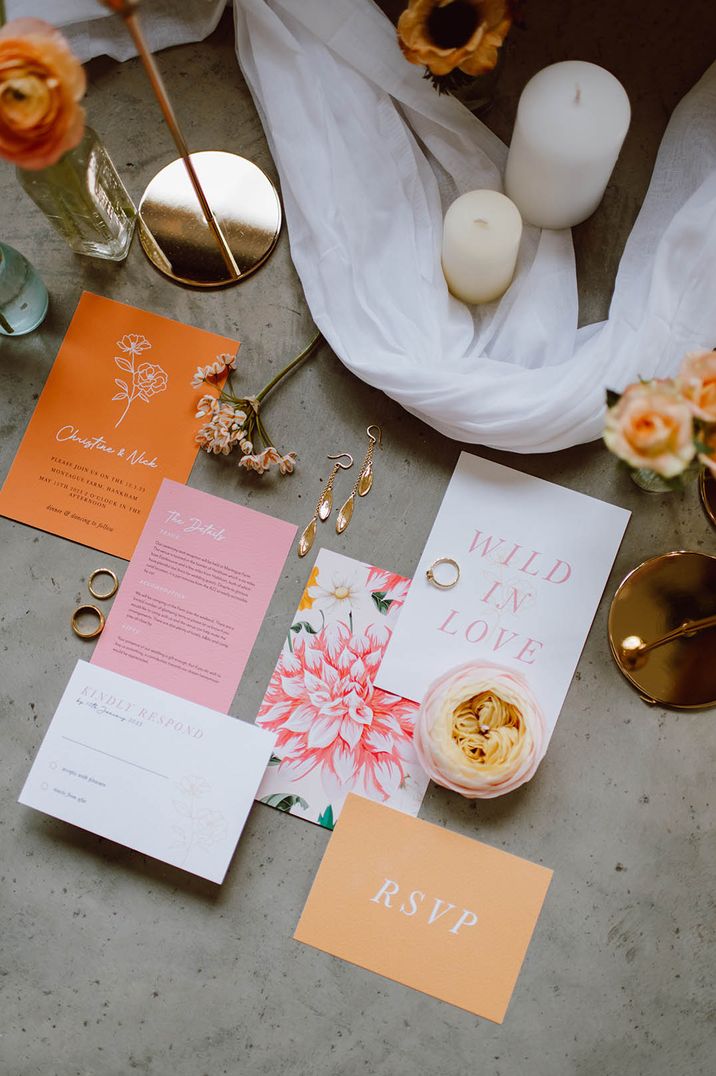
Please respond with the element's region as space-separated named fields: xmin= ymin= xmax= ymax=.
xmin=171 ymin=773 xmax=227 ymax=867
xmin=112 ymin=332 xmax=168 ymax=428
xmin=118 ymin=333 xmax=152 ymax=357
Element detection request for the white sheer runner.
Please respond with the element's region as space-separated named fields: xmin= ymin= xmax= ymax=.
xmin=18 ymin=0 xmax=716 ymax=451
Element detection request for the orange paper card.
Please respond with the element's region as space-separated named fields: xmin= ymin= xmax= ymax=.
xmin=294 ymin=795 xmax=552 ymax=1022
xmin=0 ymin=292 xmax=237 ymax=559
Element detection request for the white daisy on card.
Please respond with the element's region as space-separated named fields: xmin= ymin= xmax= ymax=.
xmin=311 ymin=573 xmax=364 ymax=617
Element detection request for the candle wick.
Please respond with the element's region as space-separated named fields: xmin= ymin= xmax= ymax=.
xmin=574 ymin=83 xmax=581 ymax=105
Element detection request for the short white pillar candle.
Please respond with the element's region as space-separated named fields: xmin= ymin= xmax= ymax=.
xmin=441 ymin=190 xmax=523 ymax=305
xmin=505 ymin=60 xmax=631 ymax=230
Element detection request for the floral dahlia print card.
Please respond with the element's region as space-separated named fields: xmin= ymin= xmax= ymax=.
xmin=0 ymin=291 xmax=237 ymax=559
xmin=255 ymin=549 xmax=429 ymax=829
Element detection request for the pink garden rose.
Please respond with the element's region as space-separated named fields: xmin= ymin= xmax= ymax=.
xmin=676 ymin=348 xmax=716 ymax=423
xmin=603 ymin=380 xmax=695 ymax=478
xmin=257 ymin=620 xmax=418 ymax=800
xmin=413 ymin=660 xmax=548 ymax=799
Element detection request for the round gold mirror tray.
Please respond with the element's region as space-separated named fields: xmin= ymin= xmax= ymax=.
xmin=700 ymin=468 xmax=716 ymax=530
xmin=138 ymin=151 xmax=281 ymax=287
xmin=608 ymin=551 xmax=716 ymax=709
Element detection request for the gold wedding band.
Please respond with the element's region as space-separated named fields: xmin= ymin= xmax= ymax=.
xmin=426 ymin=557 xmax=460 ymax=590
xmin=88 ymin=567 xmax=119 ymax=600
xmin=71 ymin=605 xmax=106 ymax=640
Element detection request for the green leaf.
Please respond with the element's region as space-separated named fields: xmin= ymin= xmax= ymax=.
xmin=605 ymin=388 xmax=621 ymax=409
xmin=371 ymin=590 xmax=394 ymax=615
xmin=317 ymin=804 xmax=334 ymax=830
xmin=290 ymin=620 xmax=318 ymax=634
xmin=259 ymin=793 xmax=309 ymax=812
xmin=267 ymin=754 xmax=281 ymax=766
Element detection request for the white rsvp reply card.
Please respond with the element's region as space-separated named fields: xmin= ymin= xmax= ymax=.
xmin=19 ymin=661 xmax=276 ymax=883
xmin=377 ymin=453 xmax=630 ymax=738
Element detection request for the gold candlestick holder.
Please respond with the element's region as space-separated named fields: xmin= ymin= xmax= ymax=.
xmin=608 ymin=550 xmax=716 ymax=710
xmin=700 ymin=468 xmax=716 ymax=530
xmin=101 ymin=0 xmax=281 ymax=287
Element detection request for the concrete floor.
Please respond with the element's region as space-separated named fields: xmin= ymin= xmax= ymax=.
xmin=1 ymin=4 xmax=715 ymax=1075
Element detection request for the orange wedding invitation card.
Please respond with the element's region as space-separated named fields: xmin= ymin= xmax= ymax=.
xmin=0 ymin=292 xmax=236 ymax=559
xmin=294 ymin=795 xmax=553 ymax=1023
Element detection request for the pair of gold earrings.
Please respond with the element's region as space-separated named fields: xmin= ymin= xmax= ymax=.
xmin=298 ymin=425 xmax=382 ymax=557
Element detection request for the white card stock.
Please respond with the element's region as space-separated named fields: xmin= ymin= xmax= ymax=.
xmin=377 ymin=453 xmax=630 ymax=739
xmin=19 ymin=661 xmax=276 ymax=883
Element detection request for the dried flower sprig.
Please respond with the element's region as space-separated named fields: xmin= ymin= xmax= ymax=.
xmin=191 ymin=332 xmax=322 ymax=477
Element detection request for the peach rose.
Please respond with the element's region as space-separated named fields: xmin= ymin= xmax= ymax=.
xmin=0 ymin=18 xmax=86 ymax=170
xmin=398 ymin=0 xmax=512 ymax=78
xmin=603 ymin=381 xmax=695 ymax=478
xmin=413 ymin=661 xmax=548 ymax=798
xmin=676 ymin=348 xmax=716 ymax=424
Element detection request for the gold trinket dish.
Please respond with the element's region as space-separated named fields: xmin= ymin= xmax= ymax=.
xmin=608 ymin=551 xmax=716 ymax=709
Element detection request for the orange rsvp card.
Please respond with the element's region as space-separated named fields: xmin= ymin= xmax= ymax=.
xmin=0 ymin=292 xmax=236 ymax=559
xmin=294 ymin=795 xmax=552 ymax=1023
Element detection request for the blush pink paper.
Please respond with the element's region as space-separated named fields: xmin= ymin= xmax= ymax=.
xmin=92 ymin=479 xmax=295 ymax=711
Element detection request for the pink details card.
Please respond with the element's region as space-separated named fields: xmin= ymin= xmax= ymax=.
xmin=92 ymin=479 xmax=296 ymax=711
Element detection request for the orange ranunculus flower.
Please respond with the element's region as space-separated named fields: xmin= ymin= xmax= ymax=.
xmin=0 ymin=18 xmax=86 ymax=171
xmin=676 ymin=348 xmax=716 ymax=424
xmin=603 ymin=381 xmax=696 ymax=478
xmin=397 ymin=0 xmax=512 ymax=78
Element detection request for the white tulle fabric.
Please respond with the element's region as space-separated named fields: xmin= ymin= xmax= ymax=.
xmin=5 ymin=1 xmax=226 ymax=63
xmin=231 ymin=0 xmax=716 ymax=451
xmin=25 ymin=0 xmax=716 ymax=451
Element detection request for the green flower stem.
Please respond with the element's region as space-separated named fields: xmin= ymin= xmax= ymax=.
xmin=0 ymin=3 xmax=5 ymax=29
xmin=255 ymin=411 xmax=273 ymax=449
xmin=202 ymin=330 xmax=321 ymax=461
xmin=219 ymin=332 xmax=321 ymax=412
xmin=256 ymin=331 xmax=322 ymax=403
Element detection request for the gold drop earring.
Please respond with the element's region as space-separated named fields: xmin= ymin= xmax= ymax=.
xmin=298 ymin=452 xmax=354 ymax=557
xmin=336 ymin=425 xmax=382 ymax=534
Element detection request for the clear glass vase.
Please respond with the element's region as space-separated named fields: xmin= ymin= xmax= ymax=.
xmin=0 ymin=242 xmax=49 ymax=337
xmin=17 ymin=127 xmax=137 ymax=261
xmin=630 ymin=468 xmax=674 ymax=493
xmin=448 ymin=49 xmax=506 ymax=115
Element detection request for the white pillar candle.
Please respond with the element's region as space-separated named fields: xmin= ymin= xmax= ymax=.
xmin=505 ymin=61 xmax=631 ymax=230
xmin=441 ymin=190 xmax=522 ymax=305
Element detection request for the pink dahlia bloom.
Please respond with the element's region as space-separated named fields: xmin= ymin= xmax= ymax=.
xmin=257 ymin=620 xmax=418 ymax=800
xmin=366 ymin=567 xmax=411 ymax=606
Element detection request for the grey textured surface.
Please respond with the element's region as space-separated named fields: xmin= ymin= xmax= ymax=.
xmin=1 ymin=5 xmax=715 ymax=1075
